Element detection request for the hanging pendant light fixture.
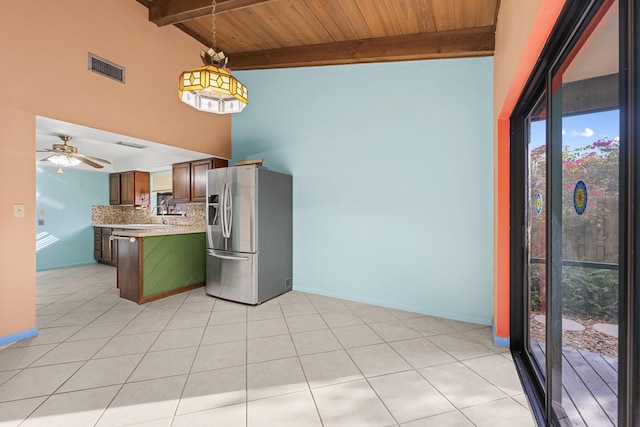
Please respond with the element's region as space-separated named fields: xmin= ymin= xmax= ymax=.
xmin=178 ymin=0 xmax=248 ymax=114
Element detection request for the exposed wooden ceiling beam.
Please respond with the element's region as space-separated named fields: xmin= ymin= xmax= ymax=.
xmin=228 ymin=26 xmax=495 ymax=70
xmin=149 ymin=0 xmax=277 ymax=26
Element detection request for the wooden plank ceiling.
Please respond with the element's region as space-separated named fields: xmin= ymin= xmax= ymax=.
xmin=138 ymin=0 xmax=499 ymax=70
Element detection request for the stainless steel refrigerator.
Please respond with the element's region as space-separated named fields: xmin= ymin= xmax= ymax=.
xmin=205 ymin=165 xmax=292 ymax=304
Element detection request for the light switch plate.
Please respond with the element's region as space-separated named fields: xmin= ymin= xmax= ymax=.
xmin=13 ymin=204 xmax=25 ymax=217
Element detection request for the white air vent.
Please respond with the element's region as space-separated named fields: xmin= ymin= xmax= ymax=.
xmin=88 ymin=53 xmax=125 ymax=83
xmin=115 ymin=141 xmax=146 ymax=149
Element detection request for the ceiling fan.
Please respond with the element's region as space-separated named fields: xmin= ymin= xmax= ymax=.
xmin=37 ymin=135 xmax=111 ymax=174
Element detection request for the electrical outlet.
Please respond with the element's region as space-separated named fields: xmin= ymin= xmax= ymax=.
xmin=38 ymin=219 xmax=45 ymax=226
xmin=13 ymin=204 xmax=25 ymax=218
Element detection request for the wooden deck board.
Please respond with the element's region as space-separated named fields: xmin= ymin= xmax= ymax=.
xmin=530 ymin=341 xmax=618 ymax=425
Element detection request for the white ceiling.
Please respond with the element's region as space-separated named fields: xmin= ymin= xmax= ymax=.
xmin=35 ymin=116 xmax=220 ymax=173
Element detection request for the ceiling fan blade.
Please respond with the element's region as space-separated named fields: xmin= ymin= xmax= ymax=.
xmin=36 ymin=148 xmax=57 ymax=153
xmin=39 ymin=155 xmax=56 ymax=162
xmin=75 ymin=156 xmax=104 ymax=169
xmin=75 ymin=152 xmax=111 ymax=164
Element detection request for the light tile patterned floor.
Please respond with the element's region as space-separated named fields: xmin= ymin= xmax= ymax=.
xmin=0 ymin=264 xmax=534 ymax=426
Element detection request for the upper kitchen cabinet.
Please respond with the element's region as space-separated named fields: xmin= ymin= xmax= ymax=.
xmin=110 ymin=171 xmax=150 ymax=207
xmin=109 ymin=173 xmax=120 ymax=205
xmin=172 ymin=162 xmax=191 ymax=203
xmin=173 ymin=158 xmax=228 ymax=203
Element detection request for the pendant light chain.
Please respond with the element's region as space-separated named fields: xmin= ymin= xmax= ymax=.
xmin=211 ymin=0 xmax=217 ymax=52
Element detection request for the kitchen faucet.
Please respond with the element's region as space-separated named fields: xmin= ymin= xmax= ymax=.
xmin=151 ymin=200 xmax=167 ymax=224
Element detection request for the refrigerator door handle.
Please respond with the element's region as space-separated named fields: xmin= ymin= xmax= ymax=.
xmin=221 ymin=182 xmax=229 ymax=238
xmin=208 ymin=250 xmax=249 ymax=261
xmin=224 ymin=182 xmax=233 ymax=237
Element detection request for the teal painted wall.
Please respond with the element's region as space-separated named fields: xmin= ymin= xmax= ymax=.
xmin=232 ymin=58 xmax=494 ymax=324
xmin=36 ymin=167 xmax=109 ymax=270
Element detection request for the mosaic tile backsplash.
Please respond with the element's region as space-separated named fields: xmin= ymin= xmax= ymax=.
xmin=92 ymin=203 xmax=205 ymax=227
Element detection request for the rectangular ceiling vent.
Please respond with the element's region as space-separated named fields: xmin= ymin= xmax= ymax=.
xmin=88 ymin=53 xmax=125 ymax=84
xmin=115 ymin=141 xmax=146 ymax=149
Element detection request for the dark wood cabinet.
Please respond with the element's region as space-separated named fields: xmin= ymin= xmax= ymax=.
xmin=113 ymin=171 xmax=150 ymax=207
xmin=172 ymin=162 xmax=191 ymax=203
xmin=94 ymin=227 xmax=118 ymax=266
xmin=173 ymin=158 xmax=228 ymax=203
xmin=190 ymin=159 xmax=212 ymax=202
xmin=109 ymin=173 xmax=120 ymax=205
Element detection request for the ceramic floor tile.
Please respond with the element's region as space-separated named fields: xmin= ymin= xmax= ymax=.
xmin=247 ymin=317 xmax=289 ymax=339
xmin=439 ymin=318 xmax=486 ymax=332
xmin=118 ymin=316 xmax=171 ymax=336
xmin=248 ymin=390 xmax=321 ymax=427
xmin=0 ymin=370 xmax=20 ymax=386
xmin=461 ymin=397 xmax=536 ymax=427
xmin=401 ymin=410 xmax=475 ymax=426
xmin=46 ymin=311 xmax=103 ymax=328
xmin=175 ymin=299 xmax=215 ymax=314
xmin=463 ymin=354 xmax=524 ymax=396
xmin=402 ymin=317 xmax=456 ymax=336
xmin=93 ymin=332 xmax=159 ymax=359
xmin=368 ymin=320 xmax=422 ymax=342
xmin=312 ymin=380 xmax=395 ymax=427
xmin=247 ymin=334 xmax=297 ymax=363
xmin=58 ymin=354 xmax=144 ymax=392
xmin=347 ymin=343 xmax=412 ymax=378
xmin=149 ymin=327 xmax=205 ymax=352
xmin=247 ymin=305 xmax=283 ymax=322
xmin=93 ymin=309 xmax=140 ymax=324
xmin=66 ymin=320 xmax=129 ymax=342
xmin=300 ymin=350 xmax=364 ymax=389
xmin=389 ymin=338 xmax=456 ymax=369
xmin=122 ymin=417 xmax=173 ymax=427
xmin=200 ymin=322 xmax=247 ymax=345
xmin=135 ymin=305 xmax=180 ymax=319
xmin=191 ymin=341 xmax=247 ymax=372
xmin=332 ymin=324 xmax=384 ymax=348
xmin=285 ymin=314 xmax=329 ymax=333
xmin=209 ymin=309 xmax=247 ymax=326
xmin=21 ymin=385 xmax=120 ymax=427
xmin=276 ymin=291 xmax=311 ymax=305
xmin=419 ymin=362 xmax=507 ymax=409
xmin=165 ymin=312 xmax=211 ymax=330
xmin=176 ymin=366 xmax=246 ymax=415
xmin=321 ymin=312 xmax=365 ymax=328
xmin=128 ymin=347 xmax=197 ymax=382
xmin=459 ymin=328 xmax=510 ymax=353
xmin=0 ymin=396 xmax=47 ymax=427
xmin=212 ymin=299 xmax=248 ymax=312
xmin=280 ymin=303 xmax=318 ymax=317
xmin=290 ymin=329 xmax=342 ymax=356
xmin=35 ymin=314 xmax=64 ymax=328
xmin=428 ymin=334 xmax=496 ymax=361
xmin=9 ymin=326 xmax=81 ymax=347
xmin=0 ymin=345 xmax=57 ymax=371
xmin=369 ymin=370 xmax=454 ymax=423
xmin=96 ymin=375 xmax=187 ymax=426
xmin=0 ymin=362 xmax=83 ymax=402
xmin=30 ymin=338 xmax=109 ymax=367
xmin=247 ymin=356 xmax=308 ymax=401
xmin=352 ymin=307 xmax=398 ymax=323
xmin=513 ymin=393 xmax=531 ymax=410
xmin=174 ymin=402 xmax=246 ymax=427
xmin=35 ymin=302 xmax=84 ymax=316
xmin=312 ymin=301 xmax=355 ymax=315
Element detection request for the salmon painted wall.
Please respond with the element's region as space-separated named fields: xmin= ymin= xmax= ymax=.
xmin=0 ymin=0 xmax=230 ymax=156
xmin=0 ymin=0 xmax=231 ymax=341
xmin=493 ymin=0 xmax=567 ymax=339
xmin=0 ymin=106 xmax=36 ymax=341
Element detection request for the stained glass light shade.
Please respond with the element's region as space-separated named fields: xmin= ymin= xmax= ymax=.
xmin=179 ymin=65 xmax=248 ymax=114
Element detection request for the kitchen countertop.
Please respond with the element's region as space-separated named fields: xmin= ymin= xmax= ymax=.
xmin=93 ymin=224 xmax=205 ymax=237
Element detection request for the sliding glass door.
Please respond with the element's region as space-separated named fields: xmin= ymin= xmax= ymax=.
xmin=513 ymin=0 xmax=632 ymax=425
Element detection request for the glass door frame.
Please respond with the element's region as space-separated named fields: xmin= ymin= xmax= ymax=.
xmin=509 ymin=0 xmax=638 ymax=425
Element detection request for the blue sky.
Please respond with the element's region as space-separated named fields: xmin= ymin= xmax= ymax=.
xmin=530 ymin=109 xmax=619 ymax=149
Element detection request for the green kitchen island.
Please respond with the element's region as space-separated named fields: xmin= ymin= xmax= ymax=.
xmin=112 ymin=227 xmax=206 ymax=304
